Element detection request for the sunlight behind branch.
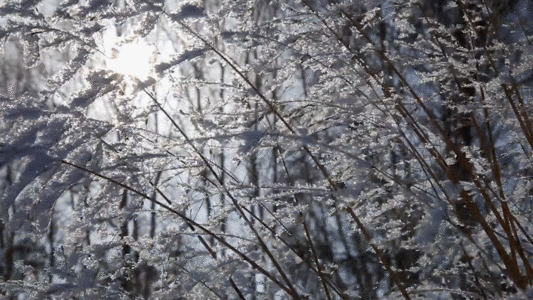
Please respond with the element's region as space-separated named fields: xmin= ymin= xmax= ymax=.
xmin=106 ymin=39 xmax=155 ymax=80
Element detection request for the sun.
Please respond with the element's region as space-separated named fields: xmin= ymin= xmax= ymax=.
xmin=106 ymin=39 xmax=155 ymax=80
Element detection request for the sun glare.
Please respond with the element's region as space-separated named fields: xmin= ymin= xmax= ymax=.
xmin=106 ymin=40 xmax=155 ymax=80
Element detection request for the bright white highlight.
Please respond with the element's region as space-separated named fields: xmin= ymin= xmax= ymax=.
xmin=106 ymin=40 xmax=155 ymax=79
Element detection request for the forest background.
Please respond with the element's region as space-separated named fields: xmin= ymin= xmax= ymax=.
xmin=1 ymin=0 xmax=533 ymax=299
